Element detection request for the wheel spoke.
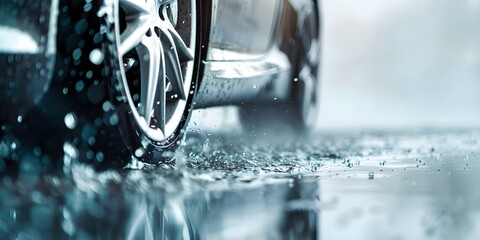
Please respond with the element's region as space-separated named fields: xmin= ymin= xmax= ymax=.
xmin=117 ymin=0 xmax=196 ymax=141
xmin=167 ymin=28 xmax=193 ymax=62
xmin=160 ymin=30 xmax=187 ymax=100
xmin=154 ymin=57 xmax=166 ymax=133
xmin=136 ymin=34 xmax=162 ymax=128
xmin=119 ymin=0 xmax=151 ymax=56
xmin=119 ymin=0 xmax=149 ymax=16
xmin=120 ymin=19 xmax=150 ymax=56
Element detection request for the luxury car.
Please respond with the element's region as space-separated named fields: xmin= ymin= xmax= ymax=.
xmin=0 ymin=0 xmax=321 ymax=171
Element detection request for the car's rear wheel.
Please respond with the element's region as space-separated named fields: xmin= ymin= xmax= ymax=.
xmin=239 ymin=1 xmax=320 ymax=135
xmin=110 ymin=0 xmax=199 ymax=164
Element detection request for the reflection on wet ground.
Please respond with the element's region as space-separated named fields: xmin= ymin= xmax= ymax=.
xmin=1 ymin=129 xmax=480 ymax=239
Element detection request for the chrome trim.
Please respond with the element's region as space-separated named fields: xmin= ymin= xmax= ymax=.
xmin=194 ymin=46 xmax=292 ymax=108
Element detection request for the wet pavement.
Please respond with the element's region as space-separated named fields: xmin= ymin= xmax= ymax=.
xmin=1 ymin=126 xmax=480 ymax=240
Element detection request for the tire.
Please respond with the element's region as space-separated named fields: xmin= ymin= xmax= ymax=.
xmin=1 ymin=0 xmax=204 ymax=173
xmin=239 ymin=0 xmax=321 ymax=135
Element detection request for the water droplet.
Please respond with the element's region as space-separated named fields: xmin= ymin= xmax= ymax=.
xmin=88 ymin=137 xmax=96 ymax=145
xmin=96 ymin=152 xmax=104 ymax=162
xmin=63 ymin=142 xmax=78 ymax=164
xmin=86 ymin=151 xmax=94 ymax=160
xmin=102 ymin=101 xmax=112 ymax=112
xmin=135 ymin=148 xmax=145 ymax=157
xmin=109 ymin=113 xmax=119 ymax=125
xmin=74 ymin=19 xmax=88 ymax=35
xmin=72 ymin=48 xmax=82 ymax=60
xmin=84 ymin=2 xmax=93 ymax=12
xmin=0 ymin=142 xmax=9 ymax=157
xmin=294 ymin=78 xmax=298 ymax=82
xmin=75 ymin=81 xmax=85 ymax=92
xmin=86 ymin=71 xmax=93 ymax=79
xmin=33 ymin=147 xmax=42 ymax=156
xmin=17 ymin=115 xmax=23 ymax=123
xmin=64 ymin=113 xmax=77 ymax=129
xmin=368 ymin=172 xmax=374 ymax=180
xmin=253 ymin=84 xmax=257 ymax=89
xmin=62 ymin=208 xmax=76 ymax=235
xmin=89 ymin=49 xmax=104 ymax=65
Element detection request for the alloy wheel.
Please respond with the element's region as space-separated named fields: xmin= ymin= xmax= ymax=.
xmin=115 ymin=0 xmax=196 ymax=143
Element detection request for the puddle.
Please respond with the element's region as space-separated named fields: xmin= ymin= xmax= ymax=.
xmin=1 ymin=129 xmax=480 ymax=239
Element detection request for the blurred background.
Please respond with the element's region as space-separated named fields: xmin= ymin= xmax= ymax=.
xmin=0 ymin=0 xmax=477 ymax=133
xmin=194 ymin=0 xmax=480 ymax=131
xmin=317 ymin=0 xmax=480 ymax=130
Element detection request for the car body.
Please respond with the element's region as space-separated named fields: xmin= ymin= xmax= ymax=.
xmin=0 ymin=0 xmax=321 ymax=171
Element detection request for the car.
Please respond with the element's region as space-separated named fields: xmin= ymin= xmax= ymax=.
xmin=0 ymin=0 xmax=321 ymax=171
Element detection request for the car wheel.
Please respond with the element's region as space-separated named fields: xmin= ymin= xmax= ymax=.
xmin=107 ymin=0 xmax=200 ymax=164
xmin=239 ymin=1 xmax=320 ymax=135
xmin=0 ymin=0 xmax=203 ymax=173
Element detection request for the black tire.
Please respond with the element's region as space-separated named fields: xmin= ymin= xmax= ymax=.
xmin=0 ymin=0 xmax=206 ymax=173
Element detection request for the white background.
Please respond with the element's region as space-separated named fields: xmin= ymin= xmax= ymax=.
xmin=318 ymin=0 xmax=480 ymax=130
xmin=192 ymin=0 xmax=480 ymax=131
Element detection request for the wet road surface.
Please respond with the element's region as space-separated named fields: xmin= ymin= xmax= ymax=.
xmin=1 ymin=126 xmax=480 ymax=240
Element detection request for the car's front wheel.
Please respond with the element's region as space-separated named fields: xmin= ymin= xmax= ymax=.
xmin=0 ymin=0 xmax=203 ymax=173
xmin=106 ymin=0 xmax=200 ymax=164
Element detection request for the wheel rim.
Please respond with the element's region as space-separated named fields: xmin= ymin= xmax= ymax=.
xmin=114 ymin=0 xmax=196 ymax=142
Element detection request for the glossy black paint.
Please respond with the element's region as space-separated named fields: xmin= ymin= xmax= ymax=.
xmin=0 ymin=1 xmax=56 ymax=123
